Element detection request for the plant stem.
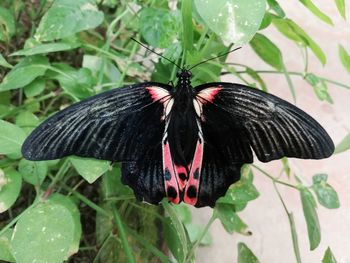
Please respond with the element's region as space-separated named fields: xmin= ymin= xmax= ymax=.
xmin=185 ymin=214 xmax=216 ymax=263
xmin=111 ymin=205 xmax=135 ymax=263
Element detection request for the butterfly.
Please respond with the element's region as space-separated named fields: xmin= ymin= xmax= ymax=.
xmin=21 ymin=65 xmax=334 ymax=207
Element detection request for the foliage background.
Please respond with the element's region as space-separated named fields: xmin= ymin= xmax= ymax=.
xmin=0 ymin=0 xmax=349 ymax=262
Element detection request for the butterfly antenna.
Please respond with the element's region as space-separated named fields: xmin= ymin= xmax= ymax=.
xmin=188 ymin=46 xmax=242 ymax=70
xmin=131 ymin=37 xmax=182 ymax=69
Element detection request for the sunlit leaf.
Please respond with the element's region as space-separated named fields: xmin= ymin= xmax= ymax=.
xmin=70 ymin=157 xmax=110 ymax=183
xmin=305 ymin=73 xmax=333 ymax=103
xmin=266 ymin=0 xmax=285 ymax=17
xmin=237 ymin=242 xmax=260 ymax=263
xmin=335 ymin=0 xmax=346 ymax=19
xmin=18 ymin=159 xmax=48 ymax=186
xmin=299 ymin=0 xmax=333 ymax=25
xmin=312 ymin=174 xmax=340 ymax=209
xmin=335 ymin=132 xmax=350 ymax=154
xmin=322 ymin=247 xmax=338 ymax=263
xmin=11 ymin=42 xmax=81 ymax=56
xmin=0 ymin=168 xmax=22 ymax=213
xmin=215 ymin=204 xmax=249 ymax=234
xmin=339 ymin=45 xmax=350 ymax=74
xmin=0 ymin=120 xmax=26 ymax=157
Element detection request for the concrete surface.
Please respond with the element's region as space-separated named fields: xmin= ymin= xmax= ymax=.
xmin=193 ymin=1 xmax=350 ymax=262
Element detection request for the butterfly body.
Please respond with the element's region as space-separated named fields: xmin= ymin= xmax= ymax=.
xmin=22 ymin=69 xmax=334 ymax=207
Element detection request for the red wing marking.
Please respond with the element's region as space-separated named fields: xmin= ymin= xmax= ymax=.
xmin=184 ymin=128 xmax=204 ymax=205
xmin=162 ymin=128 xmax=180 ymax=204
xmin=146 ymin=86 xmax=170 ymax=103
xmin=197 ymin=87 xmax=222 ymax=104
xmin=175 ymin=165 xmax=188 ymax=190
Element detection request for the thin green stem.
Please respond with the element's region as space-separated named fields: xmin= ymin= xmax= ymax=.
xmin=48 ymin=159 xmax=70 ymax=190
xmin=111 ymin=205 xmax=135 ymax=263
xmin=281 ymin=63 xmax=296 ymax=102
xmin=252 ymin=165 xmax=298 ymax=189
xmin=185 ymin=214 xmax=216 ymax=263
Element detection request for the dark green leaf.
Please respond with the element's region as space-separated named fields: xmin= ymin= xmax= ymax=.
xmin=139 ymin=8 xmax=180 ymax=48
xmin=300 ymin=187 xmax=321 ymax=250
xmin=267 ymin=0 xmax=285 ymax=17
xmin=0 ymin=54 xmax=13 ymax=69
xmin=194 ymin=0 xmax=266 ymax=44
xmin=335 ymin=0 xmax=346 ymax=19
xmin=237 ymin=242 xmax=260 ymax=263
xmin=335 ymin=132 xmax=350 ymax=154
xmin=24 ymin=78 xmax=46 ymax=97
xmin=312 ymin=174 xmax=340 ymax=209
xmin=305 ymin=73 xmax=333 ymax=103
xmin=0 ymin=229 xmax=15 ymax=262
xmin=181 ymin=0 xmax=193 ymax=53
xmin=0 ymin=120 xmax=26 ymax=157
xmin=339 ymin=45 xmax=350 ymax=74
xmin=299 ymin=0 xmax=333 ymax=25
xmin=11 ymin=200 xmax=76 ymax=263
xmin=70 ymin=156 xmax=110 ymax=183
xmin=215 ymin=204 xmax=249 ymax=234
xmin=18 ymin=159 xmax=48 ymax=186
xmin=250 ymin=33 xmax=283 ymax=70
xmin=322 ymin=247 xmax=338 ymax=263
xmin=0 ymin=56 xmax=50 ymax=91
xmin=163 ymin=218 xmax=186 ymax=262
xmin=0 ymin=168 xmax=22 ymax=213
xmin=11 ymin=42 xmax=81 ymax=56
xmin=34 ymin=0 xmax=104 ymax=41
xmin=259 ymin=12 xmax=272 ymax=30
xmin=0 ymin=6 xmax=15 ymax=42
xmin=162 ymin=42 xmax=182 ymax=65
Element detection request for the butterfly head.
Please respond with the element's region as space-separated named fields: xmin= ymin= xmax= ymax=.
xmin=176 ymin=69 xmax=192 ymax=79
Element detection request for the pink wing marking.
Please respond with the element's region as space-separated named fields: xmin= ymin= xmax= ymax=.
xmin=184 ymin=130 xmax=204 ymax=205
xmin=175 ymin=165 xmax=188 ymax=190
xmin=197 ymin=87 xmax=222 ymax=104
xmin=146 ymin=86 xmax=170 ymax=103
xmin=162 ymin=132 xmax=180 ymax=204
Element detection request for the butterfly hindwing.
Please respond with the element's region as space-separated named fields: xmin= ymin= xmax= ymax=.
xmin=195 ymin=83 xmax=334 ymax=162
xmin=22 ymin=83 xmax=172 ymax=162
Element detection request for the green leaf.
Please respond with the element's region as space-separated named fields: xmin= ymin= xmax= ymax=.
xmin=0 ymin=168 xmax=22 ymax=213
xmin=322 ymin=247 xmax=338 ymax=263
xmin=34 ymin=0 xmax=104 ymax=41
xmin=18 ymin=159 xmax=48 ymax=186
xmin=305 ymin=73 xmax=333 ymax=103
xmin=299 ymin=0 xmax=333 ymax=25
xmin=0 ymin=54 xmax=13 ymax=69
xmin=11 ymin=200 xmax=76 ymax=263
xmin=162 ymin=42 xmax=183 ymax=65
xmin=0 ymin=120 xmax=26 ymax=157
xmin=172 ymin=203 xmax=192 ymax=224
xmin=215 ymin=204 xmax=249 ymax=234
xmin=194 ymin=0 xmax=266 ymax=44
xmin=246 ymin=67 xmax=268 ymax=91
xmin=139 ymin=8 xmax=180 ymax=48
xmin=259 ymin=12 xmax=272 ymax=30
xmin=24 ymin=78 xmax=46 ymax=97
xmin=70 ymin=156 xmax=110 ymax=183
xmin=11 ymin=41 xmax=81 ymax=56
xmin=335 ymin=132 xmax=350 ymax=154
xmin=312 ymin=174 xmax=340 ymax=209
xmin=339 ymin=45 xmax=350 ymax=74
xmin=300 ymin=187 xmax=321 ymax=250
xmin=267 ymin=0 xmax=285 ymax=17
xmin=0 ymin=229 xmax=15 ymax=262
xmin=181 ymin=0 xmax=193 ymax=53
xmin=250 ymin=33 xmax=283 ymax=70
xmin=272 ymin=18 xmax=326 ymax=65
xmin=335 ymin=0 xmax=346 ymax=19
xmin=0 ymin=56 xmax=50 ymax=91
xmin=49 ymin=194 xmax=82 ymax=258
xmin=0 ymin=6 xmax=15 ymax=42
xmin=237 ymin=242 xmax=260 ymax=263
xmin=185 ymin=223 xmax=212 ymax=245
xmin=163 ymin=218 xmax=186 ymax=262
xmin=16 ymin=111 xmax=40 ymax=134
xmin=82 ymin=55 xmax=120 ymax=83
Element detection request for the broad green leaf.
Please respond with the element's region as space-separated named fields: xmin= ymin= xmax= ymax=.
xmin=182 ymin=0 xmax=193 ymax=52
xmin=194 ymin=0 xmax=266 ymax=44
xmin=24 ymin=78 xmax=46 ymax=97
xmin=250 ymin=33 xmax=283 ymax=70
xmin=70 ymin=156 xmax=110 ymax=183
xmin=49 ymin=194 xmax=82 ymax=258
xmin=267 ymin=0 xmax=285 ymax=17
xmin=0 ymin=54 xmax=13 ymax=69
xmin=0 ymin=120 xmax=26 ymax=157
xmin=0 ymin=168 xmax=22 ymax=213
xmin=162 ymin=42 xmax=183 ymax=65
xmin=11 ymin=42 xmax=81 ymax=56
xmin=18 ymin=159 xmax=48 ymax=186
xmin=185 ymin=223 xmax=212 ymax=245
xmin=300 ymin=187 xmax=321 ymax=250
xmin=11 ymin=201 xmax=75 ymax=263
xmin=312 ymin=174 xmax=340 ymax=209
xmin=259 ymin=12 xmax=272 ymax=30
xmin=322 ymin=247 xmax=338 ymax=263
xmin=272 ymin=17 xmax=326 ymax=65
xmin=0 ymin=229 xmax=15 ymax=262
xmin=339 ymin=45 xmax=350 ymax=74
xmin=305 ymin=73 xmax=333 ymax=103
xmin=215 ymin=204 xmax=248 ymax=234
xmin=237 ymin=243 xmax=260 ymax=263
xmin=172 ymin=203 xmax=192 ymax=224
xmin=163 ymin=218 xmax=186 ymax=262
xmin=335 ymin=0 xmax=346 ymax=19
xmin=299 ymin=0 xmax=333 ymax=25
xmin=82 ymin=55 xmax=120 ymax=83
xmin=35 ymin=0 xmax=104 ymax=41
xmin=0 ymin=7 xmax=15 ymax=42
xmin=0 ymin=56 xmax=49 ymax=91
xmin=335 ymin=132 xmax=350 ymax=154
xmin=139 ymin=8 xmax=180 ymax=48
xmin=16 ymin=111 xmax=40 ymax=134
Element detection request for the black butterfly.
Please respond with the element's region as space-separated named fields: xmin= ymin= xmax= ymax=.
xmin=22 ymin=67 xmax=334 ymax=207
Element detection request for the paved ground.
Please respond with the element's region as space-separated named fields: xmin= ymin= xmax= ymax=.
xmin=193 ymin=1 xmax=350 ymax=262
